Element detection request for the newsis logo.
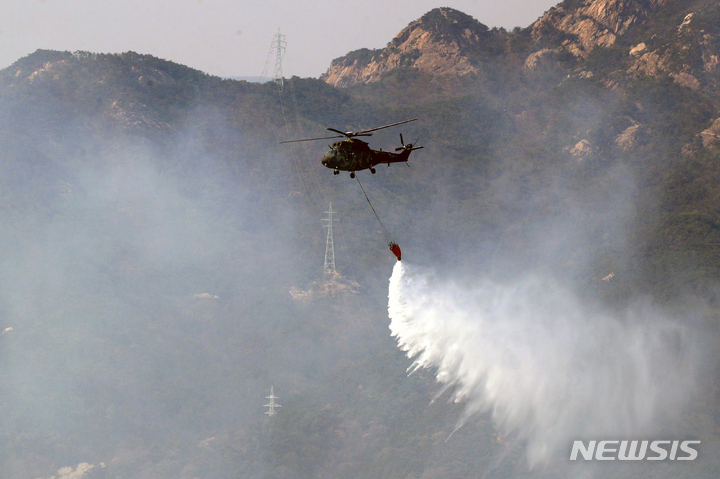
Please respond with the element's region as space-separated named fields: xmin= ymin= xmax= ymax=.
xmin=570 ymin=440 xmax=700 ymax=461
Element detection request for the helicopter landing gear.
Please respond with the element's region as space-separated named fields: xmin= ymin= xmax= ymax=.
xmin=350 ymin=172 xmax=356 ymax=179
xmin=333 ymin=169 xmax=339 ymax=175
xmin=370 ymin=167 xmax=376 ymax=174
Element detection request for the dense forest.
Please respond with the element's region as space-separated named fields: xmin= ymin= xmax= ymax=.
xmin=2 ymin=1 xmax=720 ymax=478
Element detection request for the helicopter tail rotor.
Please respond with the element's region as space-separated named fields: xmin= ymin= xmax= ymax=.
xmin=395 ymin=133 xmax=424 ymax=152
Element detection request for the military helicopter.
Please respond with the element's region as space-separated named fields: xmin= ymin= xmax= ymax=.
xmin=281 ymin=119 xmax=423 ymax=178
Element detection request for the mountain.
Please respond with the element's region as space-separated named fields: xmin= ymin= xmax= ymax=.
xmin=529 ymin=0 xmax=666 ymax=59
xmin=321 ymin=8 xmax=505 ymax=87
xmin=3 ymin=1 xmax=720 ymax=478
xmin=323 ymin=0 xmax=720 ymax=92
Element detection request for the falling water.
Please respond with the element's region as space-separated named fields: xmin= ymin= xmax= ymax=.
xmin=388 ymin=262 xmax=700 ymax=465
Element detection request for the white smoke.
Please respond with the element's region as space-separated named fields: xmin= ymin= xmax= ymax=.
xmin=388 ymin=262 xmax=700 ymax=466
xmin=37 ymin=462 xmax=101 ymax=479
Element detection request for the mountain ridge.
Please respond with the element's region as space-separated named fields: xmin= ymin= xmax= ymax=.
xmin=321 ymin=0 xmax=719 ymax=90
xmin=320 ymin=8 xmax=508 ymax=87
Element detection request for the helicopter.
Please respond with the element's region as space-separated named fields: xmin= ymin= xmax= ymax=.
xmin=281 ymin=119 xmax=423 ymax=178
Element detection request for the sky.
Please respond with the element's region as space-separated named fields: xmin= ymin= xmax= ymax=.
xmin=0 ymin=0 xmax=561 ymax=79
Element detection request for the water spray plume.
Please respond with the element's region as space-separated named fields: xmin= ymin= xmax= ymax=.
xmin=388 ymin=262 xmax=700 ymax=466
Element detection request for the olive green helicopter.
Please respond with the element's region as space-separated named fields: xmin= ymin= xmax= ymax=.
xmin=280 ymin=119 xmax=423 ymax=178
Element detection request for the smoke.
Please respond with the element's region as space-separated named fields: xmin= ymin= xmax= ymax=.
xmin=0 ymin=103 xmax=321 ymax=476
xmin=37 ymin=462 xmax=100 ymax=479
xmin=388 ymin=261 xmax=702 ymax=466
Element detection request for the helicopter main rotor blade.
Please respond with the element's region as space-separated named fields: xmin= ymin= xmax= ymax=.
xmin=327 ymin=128 xmax=349 ymax=136
xmin=280 ymin=135 xmax=344 ymax=144
xmin=282 ymin=118 xmax=418 ymax=144
xmin=326 ymin=128 xmax=373 ymax=137
xmin=354 ymin=118 xmax=418 ymax=135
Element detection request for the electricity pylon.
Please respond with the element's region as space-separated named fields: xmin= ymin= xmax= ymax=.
xmin=322 ymin=203 xmax=338 ymax=271
xmin=264 ymin=386 xmax=281 ymax=416
xmin=261 ymin=29 xmax=286 ymax=89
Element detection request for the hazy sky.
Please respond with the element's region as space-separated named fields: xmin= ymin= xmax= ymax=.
xmin=0 ymin=0 xmax=560 ymax=79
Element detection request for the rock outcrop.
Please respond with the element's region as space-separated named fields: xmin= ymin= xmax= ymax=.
xmin=700 ymin=117 xmax=720 ymax=147
xmin=627 ymin=9 xmax=720 ymax=90
xmin=321 ymin=8 xmax=494 ymax=87
xmin=322 ymin=0 xmax=718 ymax=88
xmin=530 ymin=0 xmax=667 ymax=60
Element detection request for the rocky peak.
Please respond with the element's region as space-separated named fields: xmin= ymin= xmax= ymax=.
xmin=321 ymin=8 xmax=495 ymax=87
xmin=625 ymin=1 xmax=720 ymax=90
xmin=393 ymin=7 xmax=491 ymax=48
xmin=530 ymin=0 xmax=668 ymax=59
xmin=321 ymin=0 xmax=717 ymax=89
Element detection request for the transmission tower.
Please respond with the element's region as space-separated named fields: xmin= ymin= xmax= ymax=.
xmin=322 ymin=203 xmax=338 ymax=271
xmin=264 ymin=386 xmax=281 ymax=416
xmin=261 ymin=29 xmax=286 ymax=89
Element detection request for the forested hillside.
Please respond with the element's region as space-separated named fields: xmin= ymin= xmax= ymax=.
xmin=2 ymin=1 xmax=720 ymax=478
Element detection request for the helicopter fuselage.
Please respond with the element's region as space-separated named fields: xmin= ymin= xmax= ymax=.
xmin=320 ymin=139 xmax=411 ymax=173
xmin=280 ymin=118 xmax=421 ymax=177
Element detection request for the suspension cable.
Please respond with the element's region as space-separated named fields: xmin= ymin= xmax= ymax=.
xmin=356 ymin=176 xmax=394 ymax=244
